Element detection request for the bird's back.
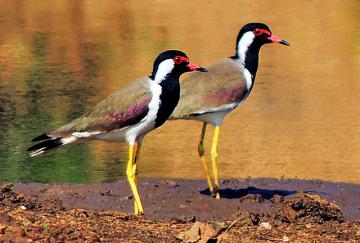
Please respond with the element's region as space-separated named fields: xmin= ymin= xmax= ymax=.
xmin=171 ymin=58 xmax=248 ymax=119
xmin=51 ymin=77 xmax=152 ymax=138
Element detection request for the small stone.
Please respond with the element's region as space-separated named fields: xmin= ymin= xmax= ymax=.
xmin=19 ymin=205 xmax=27 ymax=210
xmin=0 ymin=224 xmax=7 ymax=234
xmin=165 ymin=180 xmax=179 ymax=188
xmin=16 ymin=193 xmax=25 ymax=201
xmin=282 ymin=235 xmax=289 ymax=242
xmin=177 ymin=221 xmax=225 ymax=242
xmin=305 ymin=223 xmax=311 ymax=229
xmin=259 ymin=222 xmax=272 ymax=230
xmin=177 ymin=222 xmax=201 ymax=242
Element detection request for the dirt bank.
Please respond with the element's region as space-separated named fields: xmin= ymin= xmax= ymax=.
xmin=1 ymin=178 xmax=359 ymax=241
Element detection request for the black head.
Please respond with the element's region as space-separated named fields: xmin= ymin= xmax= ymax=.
xmin=234 ymin=23 xmax=290 ymax=58
xmin=231 ymin=23 xmax=290 ymax=79
xmin=150 ymin=50 xmax=207 ymax=81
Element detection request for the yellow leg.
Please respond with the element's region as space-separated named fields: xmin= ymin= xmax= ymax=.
xmin=134 ymin=139 xmax=143 ymax=164
xmin=133 ymin=139 xmax=143 ymax=214
xmin=126 ymin=144 xmax=144 ymax=214
xmin=211 ymin=126 xmax=221 ymax=199
xmin=198 ymin=122 xmax=214 ymax=193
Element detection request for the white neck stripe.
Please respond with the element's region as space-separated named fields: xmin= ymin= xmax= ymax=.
xmin=237 ymin=31 xmax=255 ymax=65
xmin=154 ymin=59 xmax=174 ymax=83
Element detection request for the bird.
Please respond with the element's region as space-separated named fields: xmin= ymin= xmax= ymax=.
xmin=170 ymin=23 xmax=290 ymax=199
xmin=27 ymin=50 xmax=207 ymax=215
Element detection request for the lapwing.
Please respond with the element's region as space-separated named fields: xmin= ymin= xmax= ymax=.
xmin=171 ymin=23 xmax=290 ymax=198
xmin=27 ymin=50 xmax=207 ymax=214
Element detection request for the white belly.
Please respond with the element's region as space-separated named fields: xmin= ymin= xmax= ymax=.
xmin=191 ymin=102 xmax=241 ymax=125
xmin=95 ymin=80 xmax=162 ymax=145
xmin=95 ymin=121 xmax=155 ymax=143
xmin=193 ymin=109 xmax=232 ymax=125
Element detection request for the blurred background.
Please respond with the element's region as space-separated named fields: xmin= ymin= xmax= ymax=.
xmin=0 ymin=0 xmax=359 ymax=183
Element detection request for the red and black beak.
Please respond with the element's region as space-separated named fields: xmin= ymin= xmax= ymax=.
xmin=268 ymin=34 xmax=290 ymax=46
xmin=187 ymin=63 xmax=208 ymax=72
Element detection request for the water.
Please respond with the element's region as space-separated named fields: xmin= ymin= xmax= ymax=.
xmin=0 ymin=1 xmax=359 ymax=183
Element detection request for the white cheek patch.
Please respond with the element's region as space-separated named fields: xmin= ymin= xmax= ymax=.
xmin=238 ymin=31 xmax=255 ymax=64
xmin=154 ymin=59 xmax=174 ymax=83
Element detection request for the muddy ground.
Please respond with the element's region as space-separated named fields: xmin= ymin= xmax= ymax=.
xmin=1 ymin=178 xmax=360 ymax=242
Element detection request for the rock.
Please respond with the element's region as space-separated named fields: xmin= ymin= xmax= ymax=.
xmin=0 ymin=223 xmax=7 ymax=234
xmin=250 ymin=212 xmax=262 ymax=225
xmin=259 ymin=222 xmax=272 ymax=230
xmin=177 ymin=222 xmax=201 ymax=242
xmin=16 ymin=193 xmax=25 ymax=201
xmin=177 ymin=221 xmax=226 ymax=242
xmin=161 ymin=180 xmax=178 ymax=188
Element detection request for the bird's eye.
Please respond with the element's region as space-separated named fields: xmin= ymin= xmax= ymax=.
xmin=254 ymin=28 xmax=262 ymax=36
xmin=253 ymin=28 xmax=271 ymax=36
xmin=173 ymin=56 xmax=182 ymax=64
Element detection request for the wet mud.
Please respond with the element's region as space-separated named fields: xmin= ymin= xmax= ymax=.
xmin=1 ymin=178 xmax=359 ymax=241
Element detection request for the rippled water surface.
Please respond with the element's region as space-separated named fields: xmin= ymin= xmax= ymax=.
xmin=0 ymin=1 xmax=359 ymax=183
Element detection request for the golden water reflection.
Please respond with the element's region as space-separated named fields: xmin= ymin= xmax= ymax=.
xmin=0 ymin=1 xmax=359 ymax=183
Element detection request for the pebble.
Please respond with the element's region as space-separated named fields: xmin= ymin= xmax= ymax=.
xmin=259 ymin=222 xmax=272 ymax=230
xmin=19 ymin=205 xmax=27 ymax=210
xmin=282 ymin=235 xmax=289 ymax=242
xmin=0 ymin=224 xmax=7 ymax=234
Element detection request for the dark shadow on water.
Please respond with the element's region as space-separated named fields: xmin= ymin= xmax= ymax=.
xmin=200 ymin=186 xmax=298 ymax=199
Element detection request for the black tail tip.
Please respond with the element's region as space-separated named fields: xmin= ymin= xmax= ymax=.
xmin=27 ymin=138 xmax=63 ymax=152
xmin=31 ymin=133 xmax=51 ymax=142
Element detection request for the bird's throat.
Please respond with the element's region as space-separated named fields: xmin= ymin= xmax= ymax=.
xmin=154 ymin=74 xmax=180 ymax=128
xmin=234 ymin=34 xmax=261 ymax=80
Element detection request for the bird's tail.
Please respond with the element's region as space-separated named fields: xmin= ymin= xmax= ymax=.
xmin=27 ymin=135 xmax=77 ymax=157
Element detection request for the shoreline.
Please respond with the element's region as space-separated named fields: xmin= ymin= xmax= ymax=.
xmin=1 ymin=178 xmax=360 ymax=241
xmin=11 ymin=178 xmax=360 ymax=221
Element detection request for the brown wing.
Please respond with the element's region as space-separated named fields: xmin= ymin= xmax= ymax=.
xmin=171 ymin=58 xmax=247 ymax=119
xmin=51 ymin=77 xmax=152 ymax=137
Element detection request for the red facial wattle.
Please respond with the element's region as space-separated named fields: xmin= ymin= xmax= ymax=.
xmin=173 ymin=56 xmax=189 ymax=64
xmin=172 ymin=55 xmax=207 ymax=72
xmin=254 ymin=28 xmax=271 ymax=36
xmin=253 ymin=28 xmax=290 ymax=46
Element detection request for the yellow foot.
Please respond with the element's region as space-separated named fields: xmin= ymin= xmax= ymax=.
xmin=212 ymin=187 xmax=220 ymax=199
xmin=134 ymin=211 xmax=144 ymax=216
